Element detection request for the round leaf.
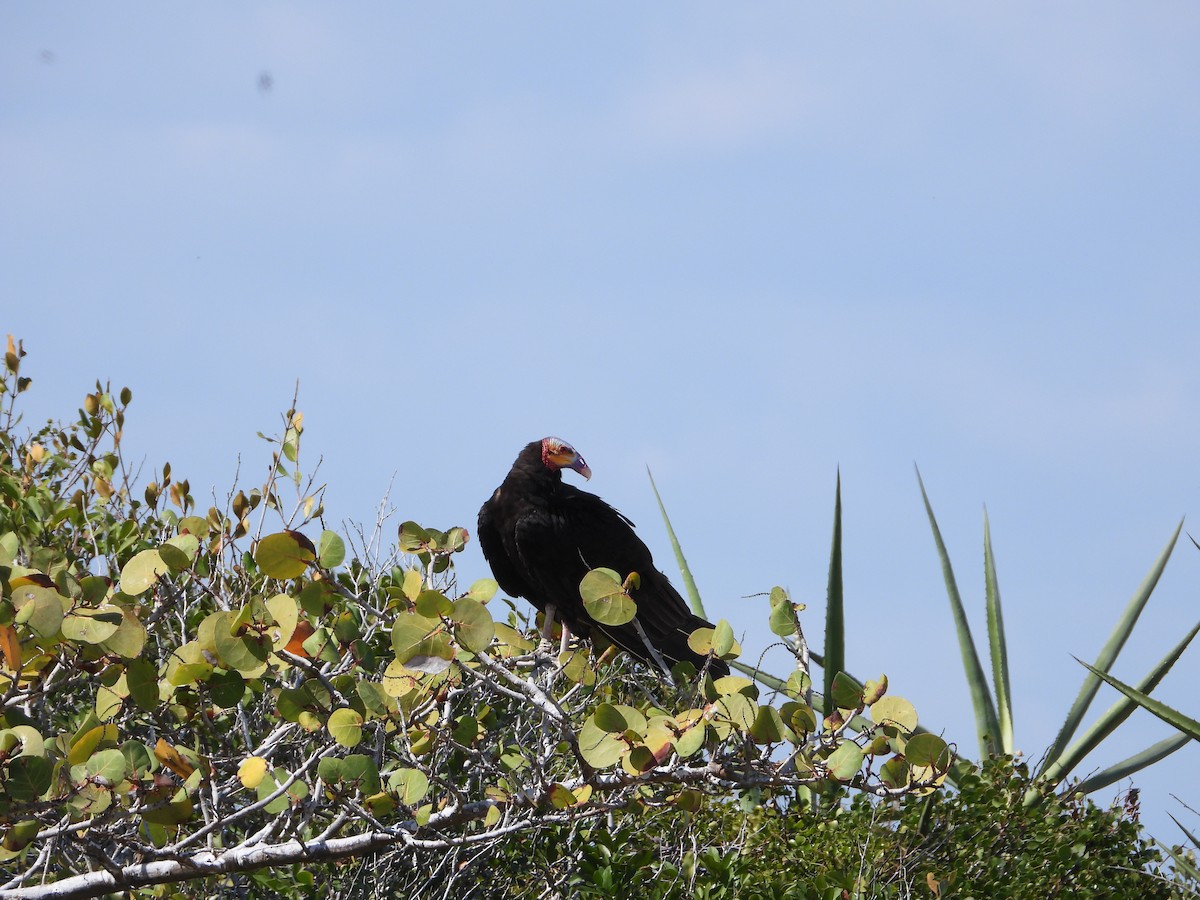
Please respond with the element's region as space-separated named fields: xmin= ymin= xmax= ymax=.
xmin=100 ymin=609 xmax=147 ymax=659
xmin=86 ymin=748 xmax=128 ymax=783
xmin=749 ymin=705 xmax=790 ymax=744
xmin=13 ymin=587 xmax=64 ymax=639
xmin=254 ymin=531 xmax=316 ymax=580
xmin=318 ymin=530 xmax=346 ymax=568
xmin=579 ymin=717 xmax=626 ymax=768
xmin=328 ymin=707 xmax=364 ymax=748
xmin=579 ymin=568 xmax=636 ymax=627
xmin=826 ymin=741 xmax=864 ymax=782
xmin=61 ymin=606 xmax=123 ymax=644
xmin=119 ymin=550 xmax=168 ymax=596
xmin=451 ymin=597 xmax=495 ymax=652
xmin=391 ymin=767 xmax=430 ymax=806
xmin=593 ymin=703 xmax=647 ymax=735
xmin=870 ymin=695 xmax=918 ymax=734
xmin=209 ymin=669 xmax=246 ymax=709
xmin=904 ymin=733 xmax=951 ymax=769
xmin=6 ymin=757 xmax=53 ymax=801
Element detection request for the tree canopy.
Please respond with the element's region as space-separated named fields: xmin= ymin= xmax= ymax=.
xmin=0 ymin=337 xmax=1192 ymax=899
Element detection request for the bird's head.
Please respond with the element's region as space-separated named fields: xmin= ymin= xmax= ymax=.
xmin=540 ymin=437 xmax=591 ymax=480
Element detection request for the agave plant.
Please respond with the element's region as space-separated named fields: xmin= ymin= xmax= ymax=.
xmin=648 ymin=467 xmax=1198 ymax=805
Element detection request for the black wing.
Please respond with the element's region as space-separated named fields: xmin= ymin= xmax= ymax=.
xmin=513 ymin=485 xmax=727 ymax=675
xmin=477 ymin=488 xmax=537 ymax=606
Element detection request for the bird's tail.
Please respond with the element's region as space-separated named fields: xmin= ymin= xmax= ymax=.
xmin=597 ymin=612 xmax=731 ymax=679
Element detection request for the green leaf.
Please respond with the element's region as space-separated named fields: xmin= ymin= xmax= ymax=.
xmin=398 ymin=521 xmax=432 ymax=553
xmin=265 ymin=593 xmax=299 ymax=650
xmin=1037 ymin=620 xmax=1200 ymax=794
xmin=579 ymin=716 xmax=626 ymax=768
xmin=214 ymin=614 xmax=271 ymax=673
xmin=548 ymin=783 xmax=576 ymax=809
xmin=256 ymin=769 xmax=299 ymax=815
xmin=61 ymin=606 xmax=123 ymax=644
xmin=826 ymin=741 xmax=864 ymax=782
xmin=824 ymin=471 xmax=845 ymax=723
xmin=209 ymin=669 xmax=246 ymax=709
xmin=415 ymin=590 xmax=454 ymax=617
xmin=178 ymin=515 xmax=210 ymax=538
xmin=126 ymin=658 xmax=160 ymax=711
xmin=916 ymin=468 xmax=1000 ymax=757
xmin=86 ymin=748 xmax=128 ymax=783
xmin=158 ymin=537 xmax=196 ymax=573
xmin=336 ymin=755 xmax=381 ymax=795
xmin=0 ymin=726 xmax=44 ymax=759
xmin=100 ymin=608 xmax=147 ymax=659
xmin=68 ymin=724 xmax=117 ymax=765
xmin=831 ymin=671 xmax=863 ymax=711
xmin=6 ymin=756 xmax=53 ymax=801
xmin=749 ymin=705 xmax=789 ymax=744
xmin=880 ymin=757 xmax=910 ymax=789
xmin=254 ymin=531 xmax=316 ymax=579
xmin=768 ymin=587 xmax=797 ymax=637
xmin=1040 ymin=520 xmax=1183 ymax=776
xmin=672 ymin=711 xmax=708 ymax=758
xmin=391 ymin=767 xmax=429 ymax=805
xmin=141 ymin=788 xmax=193 ymax=826
xmin=983 ymin=511 xmax=1014 ymax=755
xmin=648 ymin=469 xmax=707 ymax=617
xmin=711 ymin=620 xmax=736 ymax=658
xmin=0 ymin=533 xmax=18 ymax=568
xmin=558 ymin=648 xmax=596 ymax=685
xmin=2 ymin=820 xmax=41 ymax=853
xmin=318 ymin=530 xmax=346 ymax=568
xmin=594 ymin=703 xmax=647 ymax=735
xmin=580 ymin=568 xmax=637 ymax=626
xmin=391 ymin=612 xmax=453 ymax=671
xmin=688 ymin=626 xmax=741 ymax=661
xmin=1078 ymin=658 xmax=1200 ymax=740
xmin=904 ymin=733 xmax=951 ymax=769
xmin=451 ymin=597 xmax=495 ymax=652
xmin=464 ymin=578 xmax=498 ymax=604
xmin=712 ymin=675 xmax=756 ymax=697
xmin=713 ymin=694 xmax=757 ymax=735
xmin=870 ymin=695 xmax=918 ymax=734
xmin=13 ymin=586 xmax=64 ymax=639
xmin=328 ymin=708 xmax=365 ymax=748
xmin=119 ymin=549 xmax=168 ymax=596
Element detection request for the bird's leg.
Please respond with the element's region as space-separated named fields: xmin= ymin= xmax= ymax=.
xmin=536 ymin=604 xmax=559 ymax=657
xmin=631 ymin=618 xmax=674 ymax=678
xmin=558 ymin=621 xmax=572 ymax=657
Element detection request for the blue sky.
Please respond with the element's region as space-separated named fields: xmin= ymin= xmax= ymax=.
xmin=4 ymin=4 xmax=1199 ymax=842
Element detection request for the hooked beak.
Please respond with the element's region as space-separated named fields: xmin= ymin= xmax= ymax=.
xmin=570 ymin=455 xmax=592 ymax=480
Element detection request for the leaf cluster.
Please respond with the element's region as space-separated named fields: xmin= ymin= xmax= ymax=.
xmin=0 ymin=341 xmax=948 ymax=898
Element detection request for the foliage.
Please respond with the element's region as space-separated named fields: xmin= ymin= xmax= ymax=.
xmin=912 ymin=471 xmax=1197 ymax=804
xmin=290 ymin=757 xmax=1189 ymax=899
xmin=0 ymin=339 xmax=948 ymax=898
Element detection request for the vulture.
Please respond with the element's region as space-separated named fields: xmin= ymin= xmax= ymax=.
xmin=477 ymin=437 xmax=729 ymax=678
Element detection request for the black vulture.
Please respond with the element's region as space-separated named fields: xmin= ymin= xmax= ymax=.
xmin=477 ymin=437 xmax=729 ymax=678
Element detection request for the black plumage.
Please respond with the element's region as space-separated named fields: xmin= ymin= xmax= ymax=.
xmin=477 ymin=437 xmax=729 ymax=678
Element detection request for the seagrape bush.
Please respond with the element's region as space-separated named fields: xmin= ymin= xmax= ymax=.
xmin=0 ymin=337 xmax=957 ymax=899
